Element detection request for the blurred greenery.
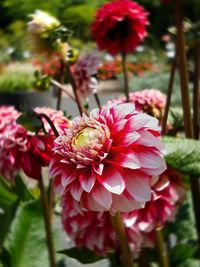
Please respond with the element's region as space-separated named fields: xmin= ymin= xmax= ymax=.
xmin=0 ymin=0 xmax=199 ymax=61
xmin=0 ymin=63 xmax=35 ymax=93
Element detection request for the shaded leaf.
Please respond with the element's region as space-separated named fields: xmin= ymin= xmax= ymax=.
xmin=4 ymin=200 xmax=49 ymax=267
xmin=163 ymin=137 xmax=200 ymax=176
xmin=177 ymin=259 xmax=200 ymax=267
xmin=170 ymin=243 xmax=198 ymax=266
xmin=58 ymin=247 xmax=105 ymax=264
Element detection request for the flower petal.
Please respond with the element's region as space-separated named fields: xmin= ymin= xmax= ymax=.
xmin=126 ymin=174 xmax=151 ymax=202
xmin=92 ymin=185 xmax=112 ymax=209
xmin=79 ymin=171 xmax=96 ymax=193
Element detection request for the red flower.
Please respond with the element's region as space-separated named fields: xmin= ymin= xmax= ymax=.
xmin=92 ymin=0 xmax=149 ymax=56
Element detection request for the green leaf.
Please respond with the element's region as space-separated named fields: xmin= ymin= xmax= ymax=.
xmin=0 ymin=176 xmax=17 ymax=210
xmin=14 ymin=175 xmax=33 ymax=201
xmin=177 ymin=259 xmax=200 ymax=267
xmin=162 ymin=137 xmax=200 ymax=176
xmin=17 ymin=111 xmax=43 ymax=133
xmin=3 ymin=200 xmax=49 ymax=267
xmin=58 ymin=247 xmax=105 ymax=264
xmin=170 ymin=243 xmax=198 ymax=266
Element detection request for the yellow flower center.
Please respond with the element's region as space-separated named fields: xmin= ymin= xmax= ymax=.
xmin=73 ymin=127 xmax=99 ymax=149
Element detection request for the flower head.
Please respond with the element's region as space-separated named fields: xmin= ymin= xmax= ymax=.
xmin=73 ymin=54 xmax=100 ymax=99
xmin=92 ymin=0 xmax=149 ymax=56
xmin=50 ymin=103 xmax=166 ymax=212
xmin=108 ymin=89 xmax=166 ymax=122
xmin=0 ymin=106 xmax=70 ymax=181
xmin=27 ymin=10 xmax=69 ymax=58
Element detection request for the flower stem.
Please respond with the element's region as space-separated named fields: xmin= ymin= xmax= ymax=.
xmin=110 ymin=212 xmax=133 ymax=267
xmin=155 ymin=228 xmax=170 ymax=267
xmin=38 ymin=177 xmax=56 ymax=267
xmin=65 ymin=64 xmax=85 ymax=115
xmin=174 ymin=0 xmax=200 ymax=248
xmin=50 ymin=79 xmax=75 ymax=101
xmin=94 ymin=92 xmax=101 ymax=109
xmin=121 ymin=53 xmax=130 ymax=103
xmin=161 ymin=58 xmax=177 ymax=135
xmin=174 ymin=0 xmax=193 ymax=138
xmin=37 ymin=113 xmax=59 ymax=137
xmin=193 ymin=43 xmax=200 ymax=140
xmin=56 ymin=60 xmax=65 ymax=110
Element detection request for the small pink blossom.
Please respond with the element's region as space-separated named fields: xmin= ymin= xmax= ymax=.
xmin=73 ymin=54 xmax=100 ymax=99
xmin=0 ymin=106 xmax=70 ymax=181
xmin=108 ymin=89 xmax=166 ymax=122
xmin=50 ymin=103 xmax=166 ymax=212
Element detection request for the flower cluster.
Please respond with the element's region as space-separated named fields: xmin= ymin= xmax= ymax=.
xmin=61 ymin=168 xmax=184 ymax=255
xmin=92 ymin=0 xmax=149 ymax=55
xmin=73 ymin=54 xmax=100 ymax=99
xmin=108 ymin=89 xmax=166 ymax=122
xmin=0 ymin=106 xmax=70 ymax=181
xmin=50 ymin=103 xmax=166 ymax=213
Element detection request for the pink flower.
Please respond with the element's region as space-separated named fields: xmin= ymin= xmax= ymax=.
xmin=0 ymin=106 xmax=70 ymax=181
xmin=73 ymin=54 xmax=100 ymax=99
xmin=91 ymin=0 xmax=149 ymax=56
xmin=108 ymin=89 xmax=166 ymax=122
xmin=50 ymin=103 xmax=166 ymax=212
xmin=61 ymin=168 xmax=185 ymax=254
xmin=61 ymin=193 xmax=143 ymax=255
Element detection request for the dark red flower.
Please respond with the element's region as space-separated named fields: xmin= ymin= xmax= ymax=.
xmin=92 ymin=0 xmax=149 ymax=56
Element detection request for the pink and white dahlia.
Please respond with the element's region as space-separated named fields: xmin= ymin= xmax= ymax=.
xmin=91 ymin=0 xmax=149 ymax=56
xmin=50 ymin=103 xmax=166 ymax=212
xmin=61 ymin=193 xmax=143 ymax=255
xmin=73 ymin=54 xmax=100 ymax=99
xmin=108 ymin=89 xmax=166 ymax=122
xmin=61 ymin=168 xmax=185 ymax=254
xmin=0 ymin=106 xmax=70 ymax=181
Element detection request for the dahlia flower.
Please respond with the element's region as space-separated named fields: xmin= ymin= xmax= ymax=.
xmin=50 ymin=103 xmax=166 ymax=212
xmin=0 ymin=106 xmax=70 ymax=181
xmin=108 ymin=89 xmax=166 ymax=122
xmin=91 ymin=0 xmax=149 ymax=56
xmin=73 ymin=54 xmax=100 ymax=99
xmin=61 ymin=193 xmax=142 ymax=255
xmin=61 ymin=168 xmax=185 ymax=255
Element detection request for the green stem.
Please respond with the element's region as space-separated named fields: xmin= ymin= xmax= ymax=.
xmin=110 ymin=212 xmax=133 ymax=267
xmin=174 ymin=0 xmax=193 ymax=138
xmin=94 ymin=92 xmax=101 ymax=109
xmin=56 ymin=60 xmax=65 ymax=110
xmin=174 ymin=0 xmax=200 ymax=249
xmin=161 ymin=58 xmax=176 ymax=135
xmin=193 ymin=43 xmax=200 ymax=140
xmin=155 ymin=228 xmax=170 ymax=267
xmin=65 ymin=64 xmax=85 ymax=115
xmin=37 ymin=113 xmax=59 ymax=137
xmin=38 ymin=177 xmax=56 ymax=267
xmin=121 ymin=53 xmax=130 ymax=103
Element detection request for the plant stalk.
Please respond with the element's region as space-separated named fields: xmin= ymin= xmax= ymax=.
xmin=193 ymin=43 xmax=200 ymax=140
xmin=65 ymin=63 xmax=85 ymax=116
xmin=174 ymin=0 xmax=200 ymax=248
xmin=121 ymin=53 xmax=130 ymax=103
xmin=56 ymin=60 xmax=65 ymax=110
xmin=37 ymin=113 xmax=59 ymax=137
xmin=94 ymin=92 xmax=101 ymax=109
xmin=161 ymin=58 xmax=176 ymax=135
xmin=110 ymin=212 xmax=133 ymax=267
xmin=174 ymin=0 xmax=193 ymax=138
xmin=155 ymin=228 xmax=170 ymax=267
xmin=50 ymin=79 xmax=75 ymax=101
xmin=39 ymin=177 xmax=56 ymax=267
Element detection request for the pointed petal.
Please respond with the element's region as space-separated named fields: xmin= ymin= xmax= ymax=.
xmin=79 ymin=171 xmax=96 ymax=193
xmin=92 ymin=185 xmax=112 ymax=210
xmin=100 ymin=167 xmax=125 ymax=195
xmin=112 ymin=194 xmax=144 ymax=212
xmin=70 ymin=182 xmax=83 ymax=201
xmin=126 ymin=174 xmax=151 ymax=202
xmin=110 ymin=150 xmax=141 ymax=170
